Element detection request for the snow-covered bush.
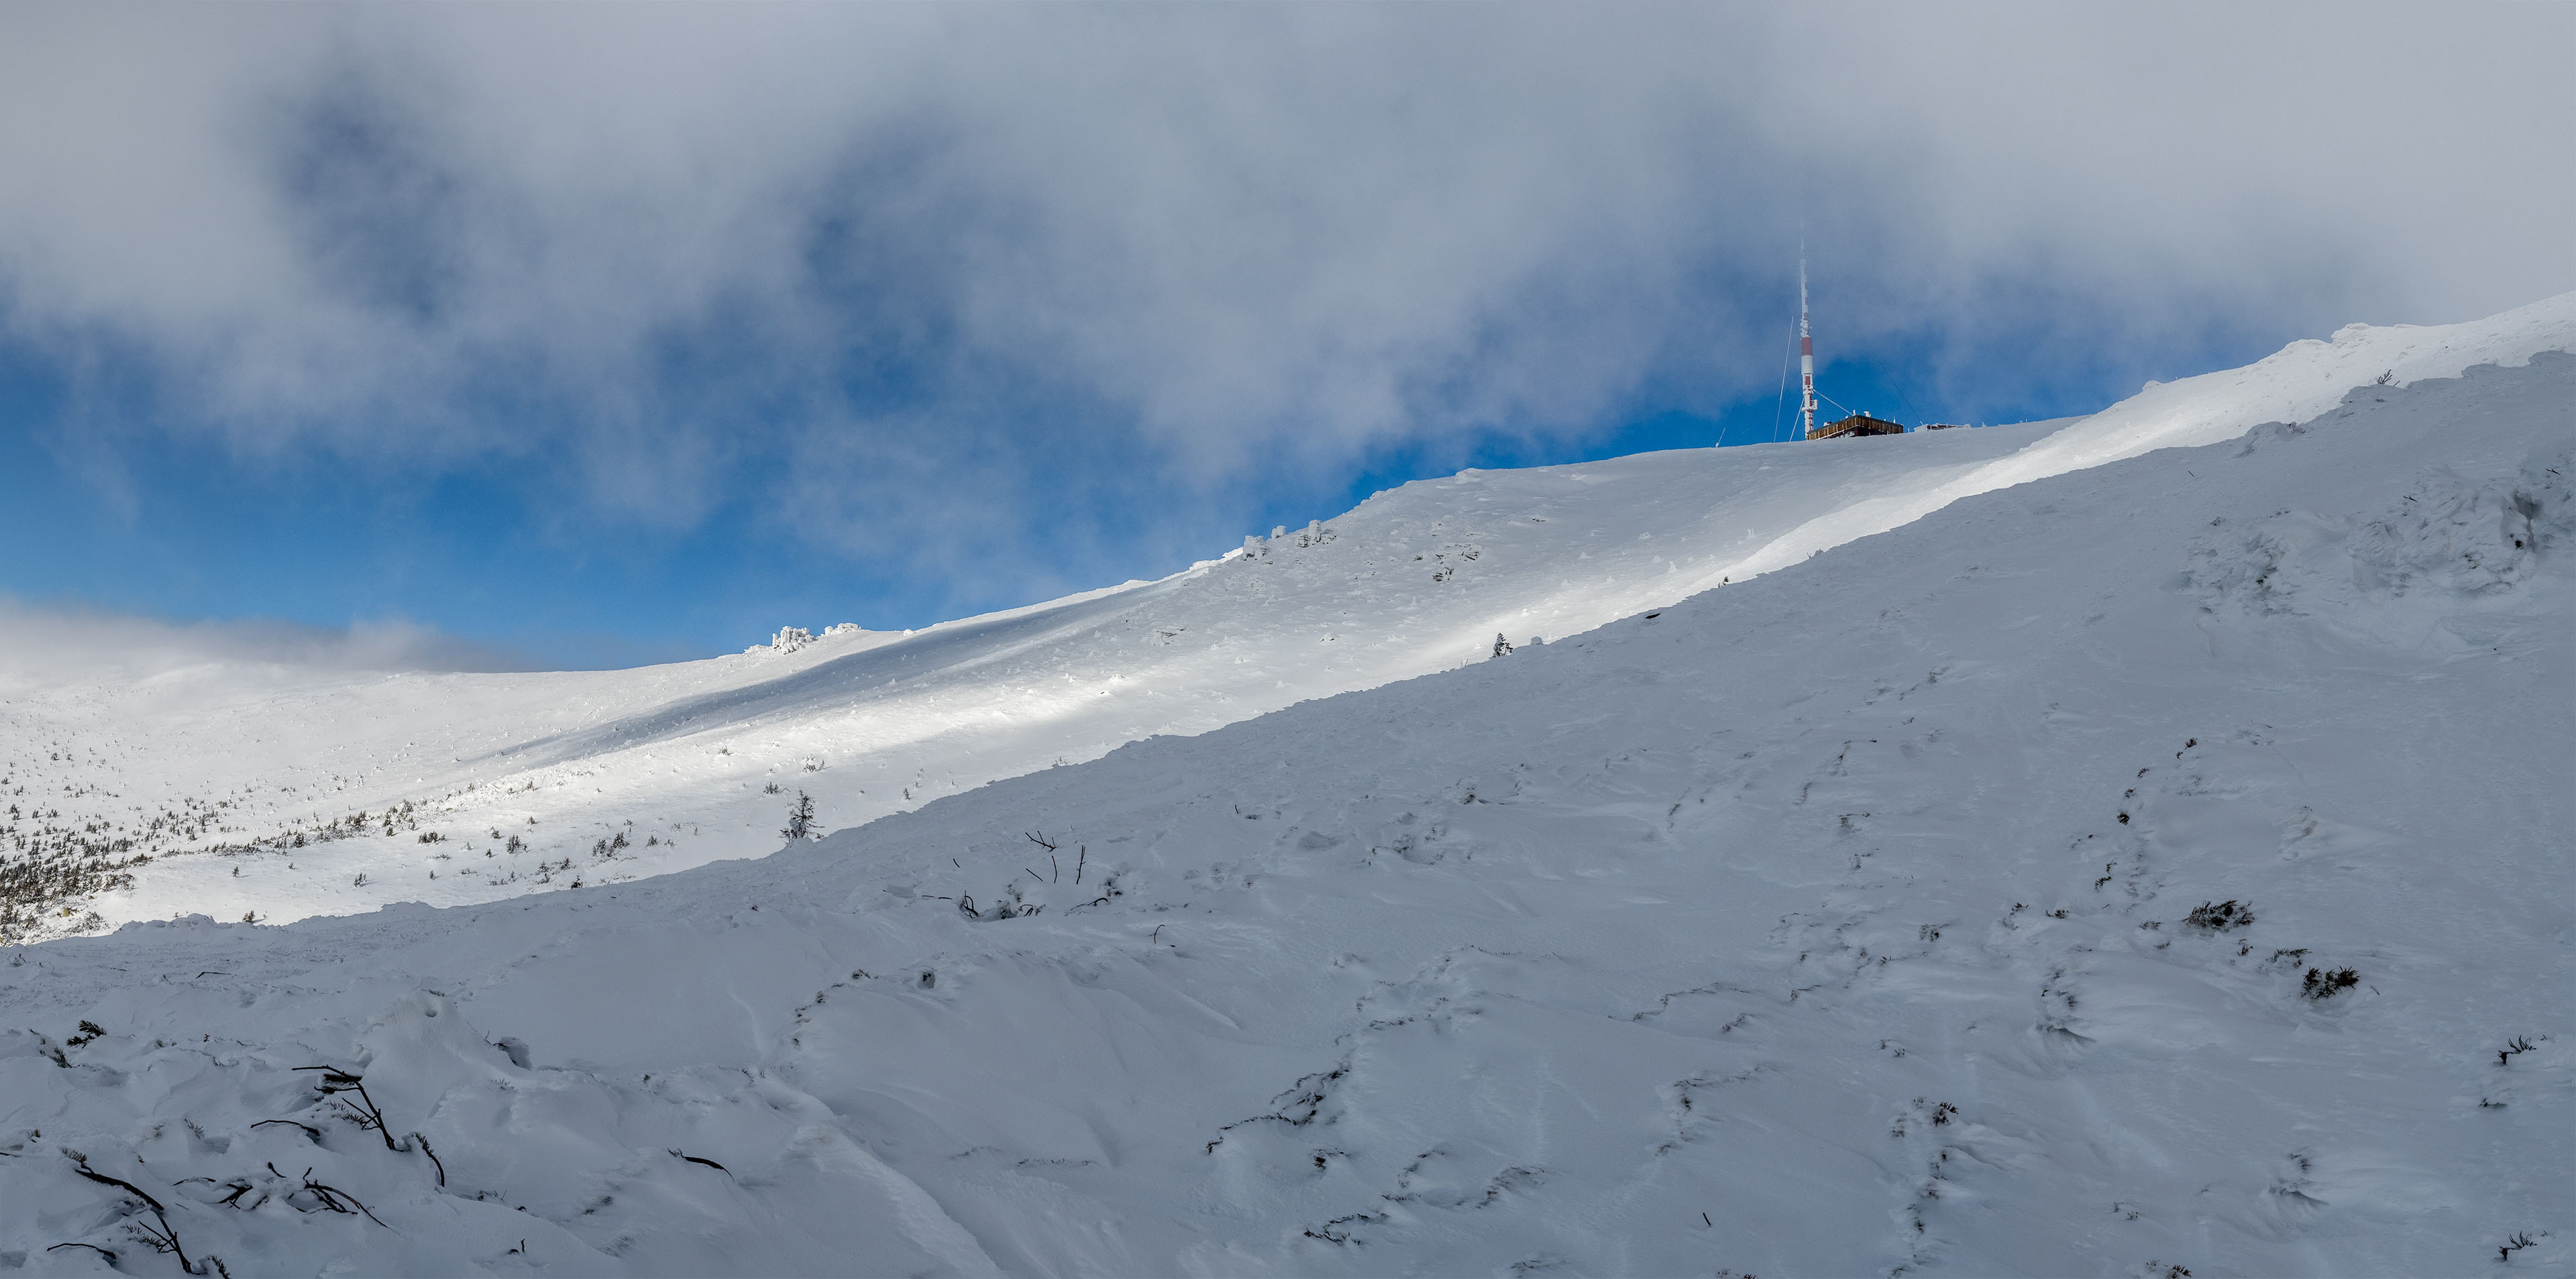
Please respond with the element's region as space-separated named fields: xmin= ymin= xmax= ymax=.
xmin=746 ymin=623 xmax=855 ymax=655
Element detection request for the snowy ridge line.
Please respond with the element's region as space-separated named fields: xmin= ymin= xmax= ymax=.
xmin=0 ymin=352 xmax=2565 ymax=1274
xmin=1711 ymin=289 xmax=2576 ymax=586
xmin=1 ymin=294 xmax=2569 ymax=942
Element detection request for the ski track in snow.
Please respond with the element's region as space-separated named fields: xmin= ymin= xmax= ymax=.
xmin=0 ymin=296 xmax=2569 ymax=1275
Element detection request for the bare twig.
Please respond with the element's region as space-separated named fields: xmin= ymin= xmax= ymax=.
xmin=269 ymin=1163 xmax=387 ymax=1227
xmin=70 ymin=1165 xmax=167 ymax=1215
xmin=295 ymin=1065 xmax=400 ymax=1152
xmin=178 ymin=1175 xmax=260 ymax=1209
xmin=1024 ymin=831 xmax=1057 ymax=853
xmin=46 ymin=1243 xmax=117 ymax=1263
xmin=250 ymin=1119 xmax=321 ymax=1142
xmin=410 ymin=1132 xmax=445 ymax=1186
xmin=70 ymin=1164 xmax=193 ymax=1272
xmin=1075 ymin=846 xmax=1085 ymax=885
xmin=671 ymin=1150 xmax=729 ymax=1172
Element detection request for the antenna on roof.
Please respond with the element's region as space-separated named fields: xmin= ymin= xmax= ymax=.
xmin=1798 ymin=244 xmax=1817 ymax=441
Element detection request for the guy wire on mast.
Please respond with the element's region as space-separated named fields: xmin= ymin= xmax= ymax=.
xmin=1798 ymin=245 xmax=1816 ymax=440
xmin=1770 ymin=307 xmax=1794 ymax=443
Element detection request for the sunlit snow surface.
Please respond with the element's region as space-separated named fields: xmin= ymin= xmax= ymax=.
xmin=8 ymin=295 xmax=2571 ymax=938
xmin=0 ymin=297 xmax=2570 ymax=1275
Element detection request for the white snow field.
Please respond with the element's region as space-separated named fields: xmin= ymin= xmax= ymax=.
xmin=0 ymin=295 xmax=2570 ymax=1276
xmin=4 ymin=293 xmax=2571 ymax=942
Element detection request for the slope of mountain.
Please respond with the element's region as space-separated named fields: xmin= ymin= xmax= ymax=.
xmin=5 ymin=294 xmax=2569 ymax=941
xmin=0 ymin=306 xmax=2567 ymax=1274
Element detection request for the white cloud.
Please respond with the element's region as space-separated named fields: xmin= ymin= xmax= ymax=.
xmin=0 ymin=3 xmax=2567 ymax=537
xmin=0 ymin=598 xmax=533 ymax=687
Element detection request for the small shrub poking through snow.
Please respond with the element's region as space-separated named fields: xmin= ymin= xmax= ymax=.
xmin=2183 ymin=900 xmax=2255 ymax=932
xmin=2301 ymin=967 xmax=2359 ymax=1000
xmin=782 ymin=791 xmax=818 ymax=842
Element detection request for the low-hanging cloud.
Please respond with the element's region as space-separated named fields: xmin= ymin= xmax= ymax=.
xmin=0 ymin=597 xmax=534 ymax=689
xmin=1 ymin=3 xmax=2567 ymax=565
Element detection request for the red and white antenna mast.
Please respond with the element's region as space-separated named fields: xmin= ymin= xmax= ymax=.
xmin=1798 ymin=245 xmax=1817 ymax=439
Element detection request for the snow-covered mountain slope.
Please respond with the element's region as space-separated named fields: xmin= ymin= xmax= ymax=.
xmin=6 ymin=294 xmax=2569 ymax=941
xmin=6 ymin=418 xmax=2072 ymax=937
xmin=1 ymin=345 xmax=2568 ymax=1273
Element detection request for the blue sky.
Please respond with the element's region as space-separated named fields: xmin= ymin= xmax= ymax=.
xmin=1 ymin=5 xmax=2566 ymax=670
xmin=0 ymin=306 xmax=2275 ymax=669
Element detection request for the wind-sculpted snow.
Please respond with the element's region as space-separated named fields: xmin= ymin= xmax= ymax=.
xmin=1 ymin=353 xmax=2567 ymax=1274
xmin=1721 ymin=291 xmax=2576 ymax=583
xmin=7 ymin=294 xmax=2569 ymax=940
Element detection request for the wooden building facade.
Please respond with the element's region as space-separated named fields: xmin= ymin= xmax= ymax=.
xmin=1805 ymin=412 xmax=1905 ymax=441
